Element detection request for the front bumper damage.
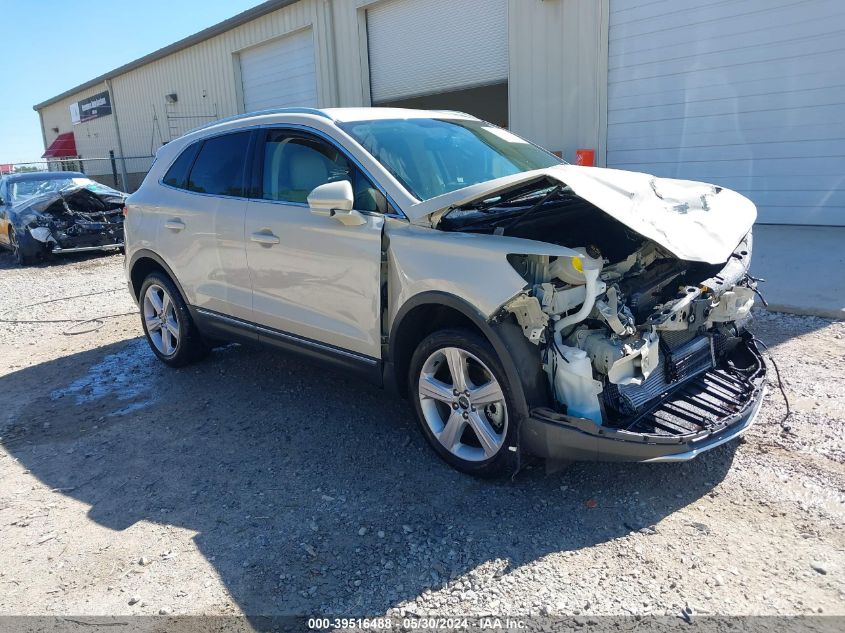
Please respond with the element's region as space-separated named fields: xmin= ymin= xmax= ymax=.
xmin=26 ymin=211 xmax=124 ymax=254
xmin=521 ymin=334 xmax=765 ymax=462
xmin=16 ymin=186 xmax=125 ymax=258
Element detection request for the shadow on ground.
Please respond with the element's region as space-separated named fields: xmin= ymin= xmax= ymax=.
xmin=1 ymin=338 xmax=741 ymax=616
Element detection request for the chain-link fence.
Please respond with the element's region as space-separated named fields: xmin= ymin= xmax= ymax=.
xmin=1 ymin=154 xmax=155 ymax=193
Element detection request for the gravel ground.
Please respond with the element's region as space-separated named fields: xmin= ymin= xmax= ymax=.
xmin=0 ymin=251 xmax=843 ymax=621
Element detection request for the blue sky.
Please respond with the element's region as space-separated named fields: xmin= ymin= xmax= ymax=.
xmin=0 ymin=0 xmax=263 ymax=163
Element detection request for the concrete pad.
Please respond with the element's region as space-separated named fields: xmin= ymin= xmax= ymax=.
xmin=751 ymin=224 xmax=845 ymax=320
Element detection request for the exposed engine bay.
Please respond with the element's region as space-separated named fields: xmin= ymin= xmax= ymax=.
xmin=19 ymin=185 xmax=125 ymax=254
xmin=440 ymin=181 xmax=765 ymax=441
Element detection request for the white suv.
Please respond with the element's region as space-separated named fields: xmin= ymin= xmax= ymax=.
xmin=125 ymin=108 xmax=766 ymax=476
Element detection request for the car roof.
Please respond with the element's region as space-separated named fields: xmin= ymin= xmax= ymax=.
xmin=322 ymin=107 xmax=478 ymax=122
xmin=189 ymin=107 xmax=479 ymax=137
xmin=5 ymin=171 xmax=86 ymax=182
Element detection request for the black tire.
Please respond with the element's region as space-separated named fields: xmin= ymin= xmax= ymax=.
xmin=139 ymin=271 xmax=209 ymax=367
xmin=408 ymin=328 xmax=519 ymax=477
xmin=9 ymin=228 xmax=36 ymax=266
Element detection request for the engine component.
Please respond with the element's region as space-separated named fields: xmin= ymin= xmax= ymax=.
xmin=570 ymin=327 xmax=660 ymax=386
xmin=708 ymin=286 xmax=754 ymax=325
xmin=548 ymin=334 xmax=603 ymax=423
xmin=613 ymin=364 xmax=672 ymax=412
xmin=665 ymin=335 xmax=714 ymax=383
xmin=548 ymin=248 xmax=603 ymax=285
xmin=505 ymin=294 xmax=548 ymax=344
xmin=554 ymin=257 xmax=603 ymax=329
xmin=536 ymin=280 xmax=607 ymax=317
xmin=594 ymin=286 xmax=636 ymax=337
xmin=618 ymin=258 xmax=688 ymax=320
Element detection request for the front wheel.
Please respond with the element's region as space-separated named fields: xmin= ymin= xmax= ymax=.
xmin=408 ymin=329 xmax=518 ymax=477
xmin=9 ymin=228 xmax=36 ymax=266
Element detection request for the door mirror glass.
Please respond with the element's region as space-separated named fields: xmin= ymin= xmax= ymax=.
xmin=307 ymin=180 xmax=354 ymax=214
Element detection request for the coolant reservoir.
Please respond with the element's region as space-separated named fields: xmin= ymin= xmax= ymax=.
xmin=549 ymin=248 xmax=603 ymax=285
xmin=551 ymin=340 xmax=604 ymax=424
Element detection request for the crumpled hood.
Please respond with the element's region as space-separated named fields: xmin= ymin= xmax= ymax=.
xmin=410 ymin=165 xmax=757 ymax=265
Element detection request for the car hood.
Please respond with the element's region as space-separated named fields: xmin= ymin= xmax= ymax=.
xmin=407 ymin=165 xmax=757 ymax=265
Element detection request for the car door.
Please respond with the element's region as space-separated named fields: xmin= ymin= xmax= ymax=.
xmin=244 ymin=128 xmax=386 ymax=360
xmin=154 ymin=131 xmax=254 ymax=322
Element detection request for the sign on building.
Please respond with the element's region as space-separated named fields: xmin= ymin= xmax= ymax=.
xmin=69 ymin=91 xmax=112 ymax=125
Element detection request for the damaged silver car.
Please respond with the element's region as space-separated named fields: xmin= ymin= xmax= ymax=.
xmin=125 ymin=108 xmax=766 ymax=476
xmin=0 ymin=172 xmax=126 ymax=265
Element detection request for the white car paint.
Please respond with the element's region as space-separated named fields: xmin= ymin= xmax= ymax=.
xmin=411 ymin=164 xmax=758 ymax=266
xmin=126 ymin=107 xmax=765 ymax=469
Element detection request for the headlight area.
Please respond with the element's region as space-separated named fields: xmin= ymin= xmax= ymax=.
xmin=501 ymin=232 xmax=767 ymax=461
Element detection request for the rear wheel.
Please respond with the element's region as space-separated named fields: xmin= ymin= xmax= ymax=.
xmin=409 ymin=329 xmax=517 ymax=477
xmin=139 ymin=272 xmax=208 ymax=367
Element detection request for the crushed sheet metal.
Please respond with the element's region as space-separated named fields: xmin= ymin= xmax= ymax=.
xmin=408 ymin=164 xmax=757 ymax=265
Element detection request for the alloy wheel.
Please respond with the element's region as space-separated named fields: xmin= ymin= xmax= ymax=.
xmin=143 ymin=283 xmax=181 ymax=356
xmin=9 ymin=229 xmax=20 ymax=261
xmin=418 ymin=346 xmax=508 ymax=462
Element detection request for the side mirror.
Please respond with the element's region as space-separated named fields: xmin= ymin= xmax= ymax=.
xmin=307 ymin=181 xmax=365 ymax=226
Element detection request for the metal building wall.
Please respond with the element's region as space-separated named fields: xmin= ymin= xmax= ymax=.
xmin=507 ymin=0 xmax=609 ymax=164
xmin=36 ymin=0 xmax=339 ymax=188
xmin=111 ymin=0 xmax=333 ymax=155
xmin=38 ymin=85 xmax=122 ymax=178
xmin=37 ymin=0 xmax=610 ymax=187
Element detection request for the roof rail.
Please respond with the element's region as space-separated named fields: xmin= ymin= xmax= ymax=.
xmin=189 ymin=107 xmax=333 ymax=134
xmin=432 ymin=109 xmax=474 ymax=118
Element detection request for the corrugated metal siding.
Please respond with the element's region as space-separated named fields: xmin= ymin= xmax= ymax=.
xmin=38 ymin=0 xmax=336 ymax=175
xmin=112 ymin=0 xmax=330 ymax=158
xmin=239 ymin=28 xmax=318 ymax=111
xmin=36 ymin=0 xmax=609 ymax=187
xmin=330 ymin=0 xmax=373 ymax=107
xmin=507 ymin=0 xmax=608 ymax=163
xmin=366 ymin=0 xmax=508 ymax=102
xmin=38 ymin=86 xmax=120 ymax=176
xmin=607 ymin=0 xmax=845 ymax=225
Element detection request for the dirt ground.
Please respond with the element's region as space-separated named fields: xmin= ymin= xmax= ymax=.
xmin=0 ymin=251 xmax=843 ymax=621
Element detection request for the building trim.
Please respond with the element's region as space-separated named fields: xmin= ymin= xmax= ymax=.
xmin=32 ymin=0 xmax=301 ymax=111
xmin=596 ymin=0 xmax=609 ymax=168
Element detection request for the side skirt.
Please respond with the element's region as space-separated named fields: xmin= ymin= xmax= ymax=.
xmin=193 ymin=307 xmax=383 ymax=385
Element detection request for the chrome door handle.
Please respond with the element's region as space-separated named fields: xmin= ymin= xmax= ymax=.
xmin=164 ymin=219 xmax=185 ymax=231
xmin=250 ymin=231 xmax=280 ymax=246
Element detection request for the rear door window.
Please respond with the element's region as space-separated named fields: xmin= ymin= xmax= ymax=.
xmin=186 ymin=132 xmax=252 ymax=197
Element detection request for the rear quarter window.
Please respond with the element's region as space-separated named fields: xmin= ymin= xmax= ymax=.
xmin=162 ymin=142 xmax=200 ymax=189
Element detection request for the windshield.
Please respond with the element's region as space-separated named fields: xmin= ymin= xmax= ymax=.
xmin=10 ymin=177 xmax=121 ymax=204
xmin=338 ymin=118 xmax=562 ymax=201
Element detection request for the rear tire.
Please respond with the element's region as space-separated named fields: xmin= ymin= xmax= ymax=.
xmin=408 ymin=328 xmax=518 ymax=477
xmin=139 ymin=272 xmax=209 ymax=367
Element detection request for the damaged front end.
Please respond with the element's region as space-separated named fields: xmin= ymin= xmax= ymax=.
xmin=506 ymin=236 xmax=764 ymax=461
xmin=16 ymin=185 xmax=125 ymax=257
xmin=436 ymin=170 xmax=767 ymax=462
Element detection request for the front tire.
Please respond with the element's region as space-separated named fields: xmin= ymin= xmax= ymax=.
xmin=408 ymin=329 xmax=518 ymax=477
xmin=139 ymin=272 xmax=208 ymax=367
xmin=9 ymin=228 xmax=36 ymax=266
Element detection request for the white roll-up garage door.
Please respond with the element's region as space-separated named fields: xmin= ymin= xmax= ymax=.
xmin=239 ymin=29 xmax=317 ymax=112
xmin=367 ymin=0 xmax=508 ymax=103
xmin=607 ymin=0 xmax=845 ymax=225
